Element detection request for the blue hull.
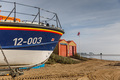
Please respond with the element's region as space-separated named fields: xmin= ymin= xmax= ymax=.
xmin=0 ymin=23 xmax=64 ymax=50
xmin=0 ymin=23 xmax=64 ymax=66
xmin=0 ymin=30 xmax=61 ymax=50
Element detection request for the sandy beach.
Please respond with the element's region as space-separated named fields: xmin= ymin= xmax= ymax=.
xmin=0 ymin=59 xmax=120 ymax=80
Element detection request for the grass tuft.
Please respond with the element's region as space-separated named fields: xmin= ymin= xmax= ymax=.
xmin=46 ymin=53 xmax=79 ymax=64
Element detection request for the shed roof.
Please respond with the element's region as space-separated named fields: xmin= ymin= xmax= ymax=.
xmin=59 ymin=39 xmax=68 ymax=43
xmin=67 ymin=40 xmax=76 ymax=45
xmin=59 ymin=39 xmax=76 ymax=45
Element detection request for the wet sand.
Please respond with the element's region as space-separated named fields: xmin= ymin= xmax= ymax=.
xmin=0 ymin=59 xmax=120 ymax=80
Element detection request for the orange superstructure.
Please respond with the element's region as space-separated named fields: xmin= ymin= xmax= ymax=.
xmin=0 ymin=15 xmax=21 ymax=22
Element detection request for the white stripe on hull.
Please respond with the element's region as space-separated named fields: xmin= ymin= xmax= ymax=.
xmin=0 ymin=50 xmax=52 ymax=66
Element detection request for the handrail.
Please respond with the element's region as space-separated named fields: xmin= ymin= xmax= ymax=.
xmin=0 ymin=10 xmax=56 ymax=21
xmin=0 ymin=0 xmax=62 ymax=28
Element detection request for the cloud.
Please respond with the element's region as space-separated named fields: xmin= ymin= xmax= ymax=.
xmin=62 ymin=8 xmax=120 ymax=29
xmin=62 ymin=22 xmax=120 ymax=54
xmin=85 ymin=23 xmax=120 ymax=54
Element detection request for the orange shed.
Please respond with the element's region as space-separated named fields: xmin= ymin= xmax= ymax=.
xmin=67 ymin=40 xmax=77 ymax=56
xmin=53 ymin=39 xmax=68 ymax=57
xmin=58 ymin=39 xmax=68 ymax=57
xmin=53 ymin=39 xmax=77 ymax=57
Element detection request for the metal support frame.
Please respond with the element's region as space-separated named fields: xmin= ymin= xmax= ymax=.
xmin=55 ymin=13 xmax=62 ymax=28
xmin=32 ymin=12 xmax=39 ymax=23
xmin=4 ymin=8 xmax=15 ymax=21
xmin=0 ymin=45 xmax=46 ymax=78
xmin=38 ymin=8 xmax=40 ymax=24
xmin=5 ymin=2 xmax=16 ymax=22
xmin=0 ymin=44 xmax=46 ymax=78
xmin=32 ymin=8 xmax=40 ymax=24
xmin=14 ymin=2 xmax=16 ymax=22
xmin=0 ymin=45 xmax=24 ymax=78
xmin=0 ymin=46 xmax=12 ymax=70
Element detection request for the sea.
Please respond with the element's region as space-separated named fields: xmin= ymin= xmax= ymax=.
xmin=81 ymin=55 xmax=120 ymax=61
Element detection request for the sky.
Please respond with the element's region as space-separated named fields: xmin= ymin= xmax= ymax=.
xmin=0 ymin=0 xmax=120 ymax=54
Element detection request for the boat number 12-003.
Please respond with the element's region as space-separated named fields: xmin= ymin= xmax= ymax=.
xmin=13 ymin=37 xmax=42 ymax=46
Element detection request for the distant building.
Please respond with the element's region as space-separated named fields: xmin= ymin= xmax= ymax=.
xmin=80 ymin=52 xmax=87 ymax=55
xmin=89 ymin=52 xmax=94 ymax=55
xmin=53 ymin=39 xmax=77 ymax=57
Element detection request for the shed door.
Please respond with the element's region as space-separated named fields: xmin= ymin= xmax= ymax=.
xmin=69 ymin=46 xmax=73 ymax=56
xmin=72 ymin=46 xmax=75 ymax=56
xmin=60 ymin=44 xmax=67 ymax=57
